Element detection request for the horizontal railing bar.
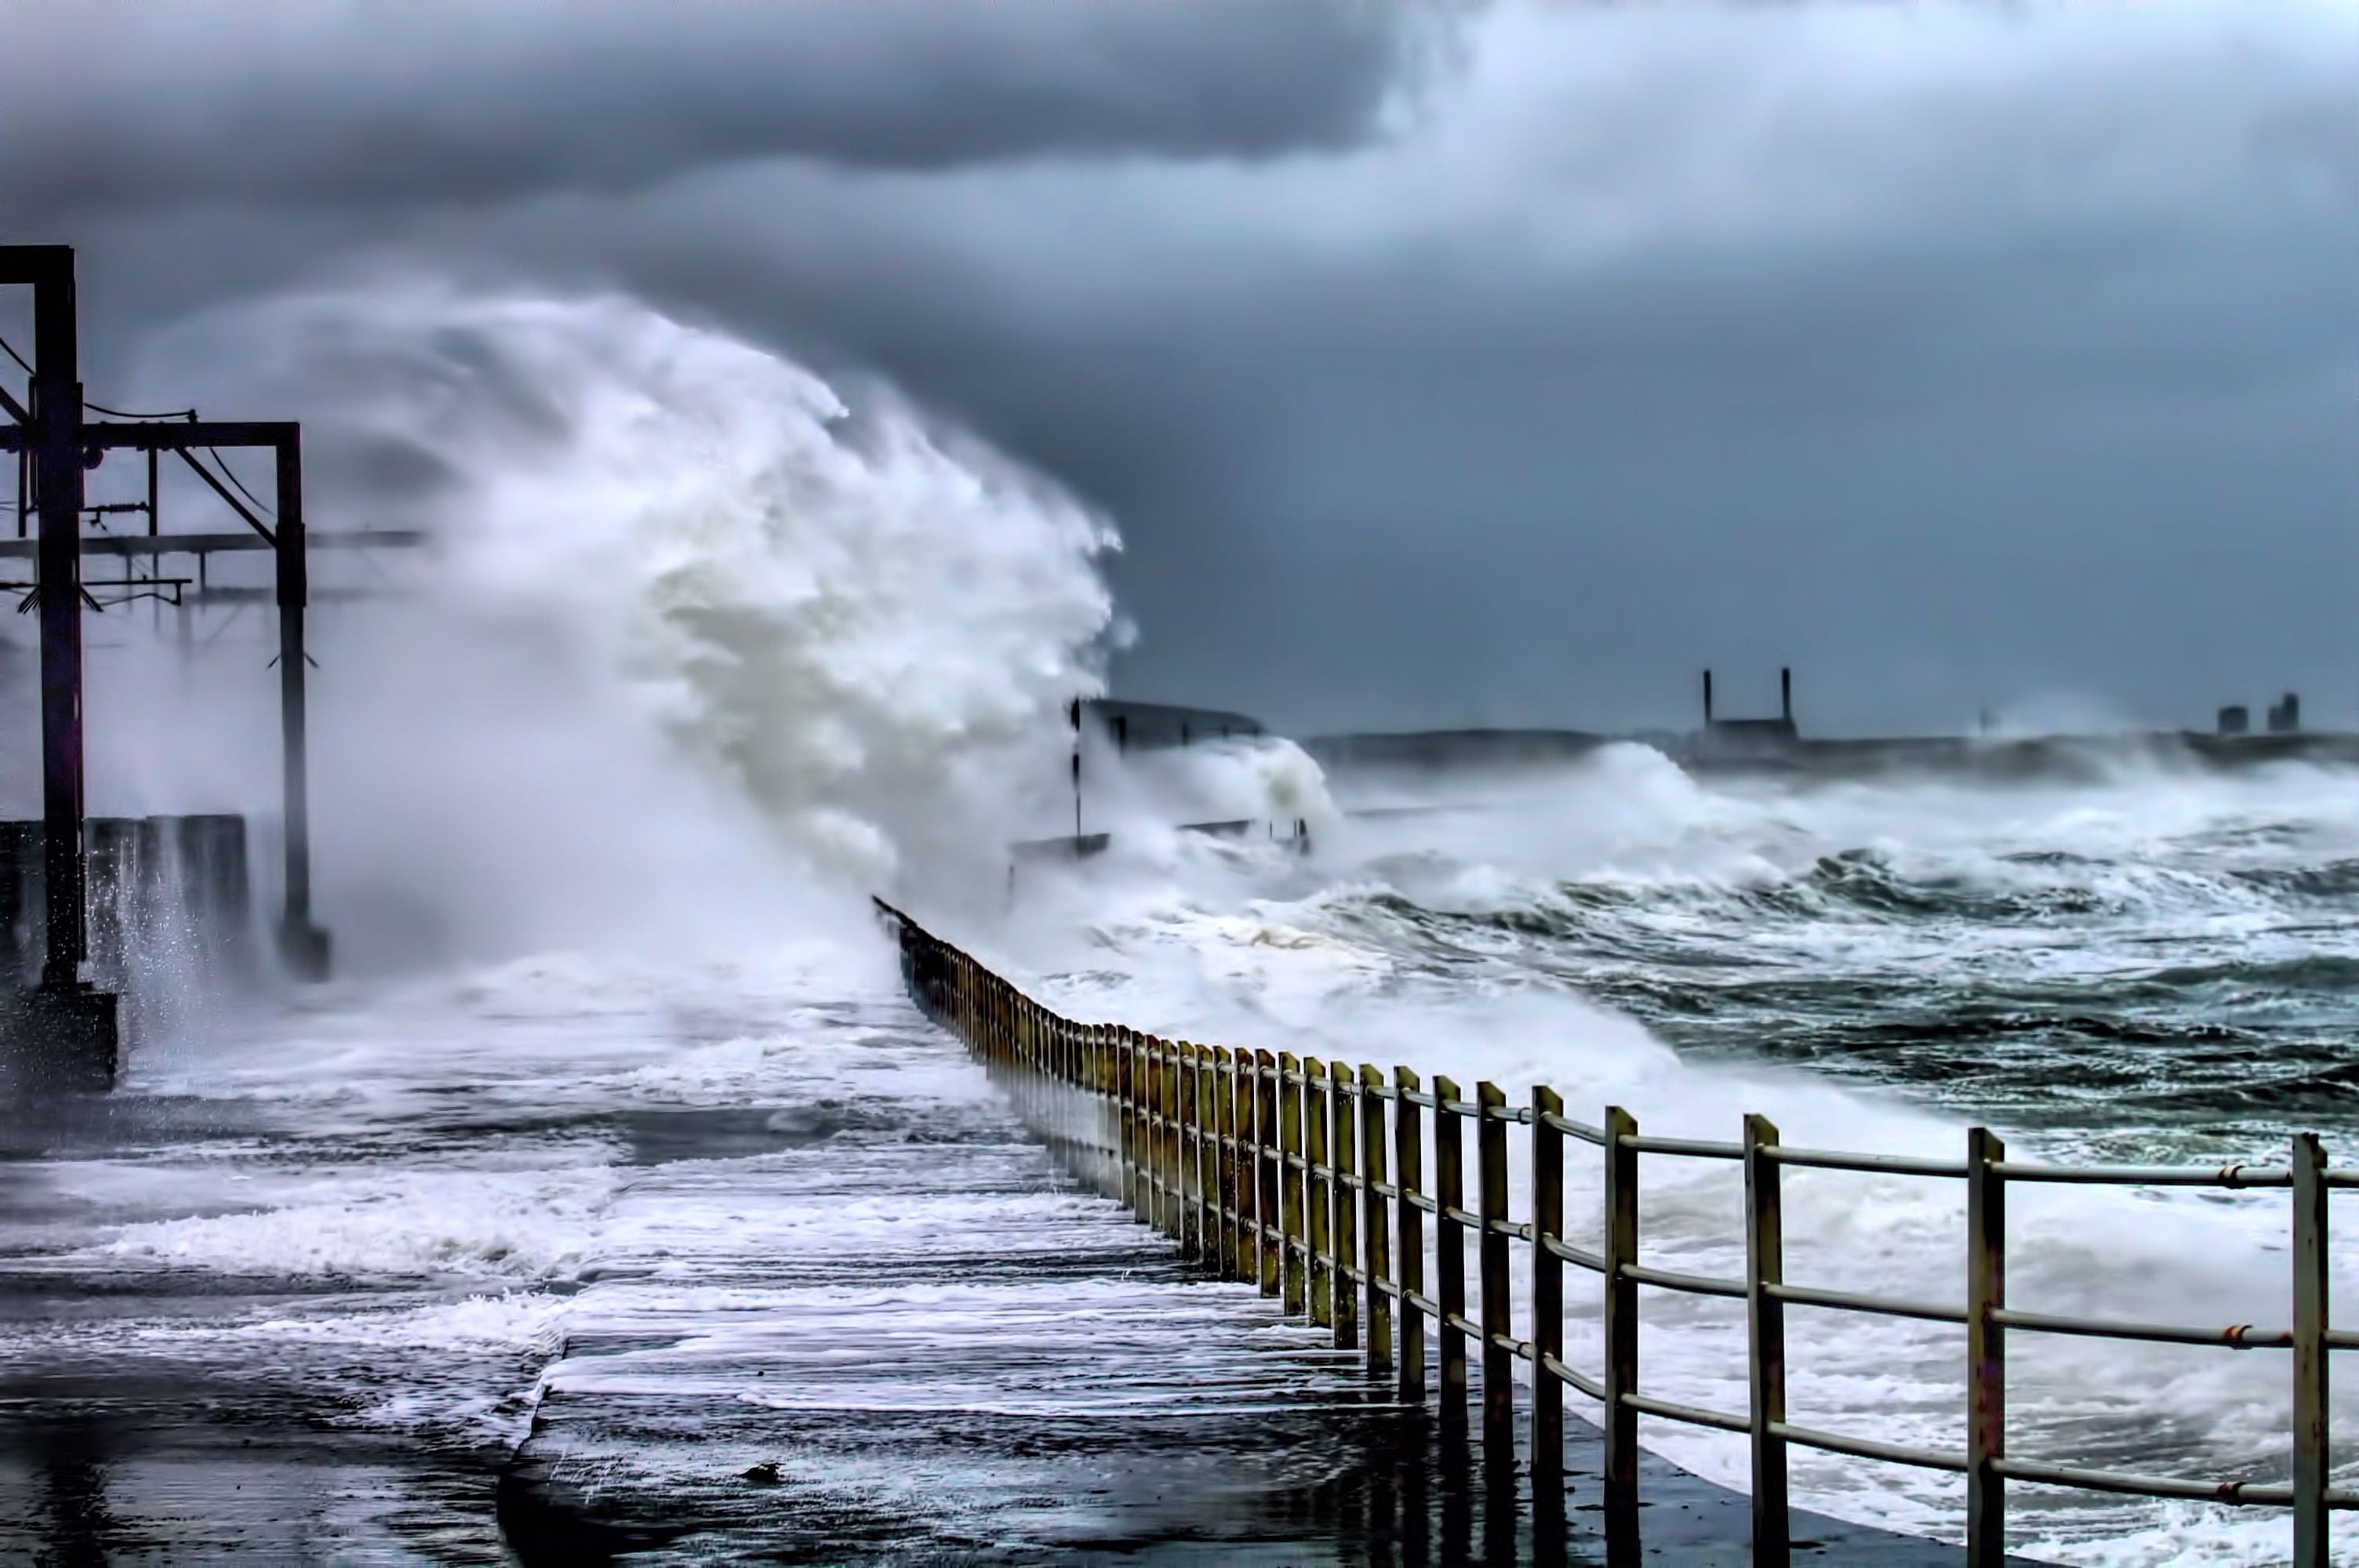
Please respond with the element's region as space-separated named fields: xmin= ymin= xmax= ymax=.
xmin=1991 ymin=1456 xmax=2295 ymax=1506
xmin=1404 ymin=1289 xmax=1443 ymax=1318
xmin=1625 ymin=1391 xmax=1752 ymax=1435
xmin=1405 ymin=1192 xmax=1439 ymax=1215
xmin=1484 ymin=1102 xmax=1535 ymax=1124
xmin=1487 ymin=1218 xmax=1535 ymax=1241
xmin=1540 ymin=1234 xmax=1608 ymax=1273
xmin=1401 ymin=1091 xmax=1439 ymax=1109
xmin=1772 ymin=1420 xmax=1967 ymax=1474
xmin=1445 ymin=1311 xmax=1483 ymax=1339
xmin=1494 ymin=1331 xmax=1536 ymax=1362
xmin=1370 ymin=1179 xmax=1401 ymax=1200
xmin=1769 ymin=1280 xmax=1967 ymax=1326
xmin=1540 ymin=1350 xmax=1608 ymax=1402
xmin=1539 ymin=1109 xmax=1608 ymax=1145
xmin=1439 ymin=1098 xmax=1481 ymax=1117
xmin=1444 ymin=1204 xmax=1481 ymax=1229
xmin=1621 ymin=1133 xmax=1743 ymax=1160
xmin=1990 ymin=1160 xmax=2291 ymax=1189
xmin=1994 ymin=1307 xmax=2293 ymax=1351
xmin=1626 ymin=1261 xmax=1748 ymax=1301
xmin=1764 ymin=1144 xmax=1967 ymax=1179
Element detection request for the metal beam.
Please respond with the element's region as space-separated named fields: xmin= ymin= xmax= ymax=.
xmin=0 ymin=419 xmax=299 ymax=452
xmin=0 ymin=529 xmax=425 ymax=559
xmin=174 ymin=448 xmax=273 ymax=546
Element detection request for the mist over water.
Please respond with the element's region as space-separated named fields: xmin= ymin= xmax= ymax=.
xmin=10 ymin=286 xmax=2358 ymax=1564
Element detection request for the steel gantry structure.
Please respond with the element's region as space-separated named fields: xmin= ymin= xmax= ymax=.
xmin=1 ymin=245 xmax=411 ymax=1084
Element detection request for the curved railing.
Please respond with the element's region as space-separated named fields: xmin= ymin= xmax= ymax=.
xmin=876 ymin=897 xmax=2348 ymax=1566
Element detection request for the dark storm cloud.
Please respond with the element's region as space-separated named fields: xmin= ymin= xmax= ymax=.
xmin=7 ymin=4 xmax=2357 ymax=739
xmin=0 ymin=1 xmax=1426 ymax=212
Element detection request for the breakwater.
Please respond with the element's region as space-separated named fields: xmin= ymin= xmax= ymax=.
xmin=878 ymin=898 xmax=2354 ymax=1566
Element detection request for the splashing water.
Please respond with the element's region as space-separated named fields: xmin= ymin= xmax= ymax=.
xmin=27 ymin=289 xmax=2359 ymax=1564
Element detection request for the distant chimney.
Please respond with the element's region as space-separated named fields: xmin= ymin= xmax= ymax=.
xmin=2267 ymin=692 xmax=2301 ymax=735
xmin=1781 ymin=666 xmax=1793 ymax=723
xmin=1703 ymin=669 xmax=1714 ymax=725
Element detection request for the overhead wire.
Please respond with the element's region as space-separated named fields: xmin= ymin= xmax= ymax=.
xmin=1 ymin=330 xmax=201 ymax=420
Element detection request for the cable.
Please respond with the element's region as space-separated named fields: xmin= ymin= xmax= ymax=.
xmin=86 ymin=398 xmax=198 ymax=421
xmin=1 ymin=331 xmax=198 ymax=419
xmin=207 ymin=448 xmax=274 ymax=517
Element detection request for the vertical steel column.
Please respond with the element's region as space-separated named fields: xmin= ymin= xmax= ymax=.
xmin=1434 ymin=1075 xmax=1469 ymax=1426
xmin=1477 ymin=1082 xmax=1514 ymax=1452
xmin=1306 ymin=1056 xmax=1332 ymax=1327
xmin=1396 ymin=1065 xmax=1428 ymax=1404
xmin=273 ymin=433 xmax=326 ymax=978
xmin=1967 ymin=1127 xmax=2007 ymax=1568
xmin=1745 ymin=1113 xmax=1789 ymax=1566
xmin=1359 ymin=1064 xmax=1394 ymax=1374
xmin=27 ymin=249 xmax=86 ymax=990
xmin=1332 ymin=1065 xmax=1358 ymax=1351
xmin=2292 ymin=1131 xmax=2329 ymax=1568
xmin=1532 ymin=1084 xmax=1566 ymax=1494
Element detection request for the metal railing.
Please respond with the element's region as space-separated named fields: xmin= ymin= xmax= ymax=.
xmin=878 ymin=898 xmax=2347 ymax=1566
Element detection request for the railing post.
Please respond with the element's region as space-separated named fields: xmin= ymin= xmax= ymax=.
xmin=2293 ymin=1131 xmax=2329 ymax=1568
xmin=1968 ymin=1127 xmax=2006 ymax=1568
xmin=1434 ymin=1074 xmax=1468 ymax=1427
xmin=1604 ymin=1105 xmax=1640 ymax=1519
xmin=1172 ymin=1044 xmax=1193 ymax=1254
xmin=1169 ymin=1041 xmax=1186 ymax=1241
xmin=1257 ymin=1050 xmax=1281 ymax=1297
xmin=1532 ymin=1084 xmax=1565 ymax=1496
xmin=1280 ymin=1052 xmax=1307 ymax=1315
xmin=1396 ymin=1065 xmax=1428 ymax=1404
xmin=1223 ymin=1047 xmax=1244 ymax=1280
xmin=1745 ymin=1112 xmax=1788 ymax=1566
xmin=1306 ymin=1057 xmax=1333 ymax=1328
xmin=1478 ymin=1082 xmax=1514 ymax=1454
xmin=1332 ymin=1065 xmax=1359 ymax=1351
xmin=1129 ymin=1030 xmax=1149 ymax=1218
xmin=1198 ymin=1044 xmax=1217 ymax=1265
xmin=1360 ymin=1064 xmax=1394 ymax=1374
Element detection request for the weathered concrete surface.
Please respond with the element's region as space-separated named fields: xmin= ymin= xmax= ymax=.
xmin=1 ymin=989 xmax=2045 ymax=1564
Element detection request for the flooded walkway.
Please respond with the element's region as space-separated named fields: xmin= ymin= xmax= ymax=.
xmin=2 ymin=967 xmax=2026 ymax=1563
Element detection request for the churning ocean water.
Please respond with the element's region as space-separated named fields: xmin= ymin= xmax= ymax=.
xmin=1002 ymin=742 xmax=2359 ymax=1566
xmin=5 ymin=288 xmax=2354 ymax=1564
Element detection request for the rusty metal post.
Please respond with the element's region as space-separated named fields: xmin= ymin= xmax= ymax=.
xmin=1161 ymin=1038 xmax=1181 ymax=1239
xmin=1306 ymin=1056 xmax=1332 ymax=1328
xmin=1257 ymin=1049 xmax=1281 ymax=1296
xmin=1332 ymin=1065 xmax=1359 ymax=1350
xmin=1125 ymin=1030 xmax=1146 ymax=1217
xmin=1745 ymin=1113 xmax=1789 ymax=1566
xmin=2293 ymin=1131 xmax=2328 ymax=1568
xmin=1280 ymin=1051 xmax=1307 ymax=1313
xmin=1604 ymin=1105 xmax=1641 ymax=1519
xmin=1478 ymin=1082 xmax=1513 ymax=1454
xmin=1968 ymin=1127 xmax=2006 ymax=1568
xmin=1360 ymin=1064 xmax=1394 ymax=1374
xmin=1396 ymin=1066 xmax=1427 ymax=1404
xmin=1532 ymin=1084 xmax=1566 ymax=1494
xmin=1435 ymin=1075 xmax=1469 ymax=1427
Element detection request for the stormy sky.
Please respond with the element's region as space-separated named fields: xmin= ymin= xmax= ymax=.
xmin=3 ymin=2 xmax=2355 ymax=737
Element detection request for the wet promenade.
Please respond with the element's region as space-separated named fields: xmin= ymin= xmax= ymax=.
xmin=1 ymin=980 xmax=2035 ymax=1563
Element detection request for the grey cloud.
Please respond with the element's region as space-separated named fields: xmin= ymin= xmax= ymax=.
xmin=8 ymin=4 xmax=2357 ymax=741
xmin=0 ymin=1 xmax=1431 ymax=212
